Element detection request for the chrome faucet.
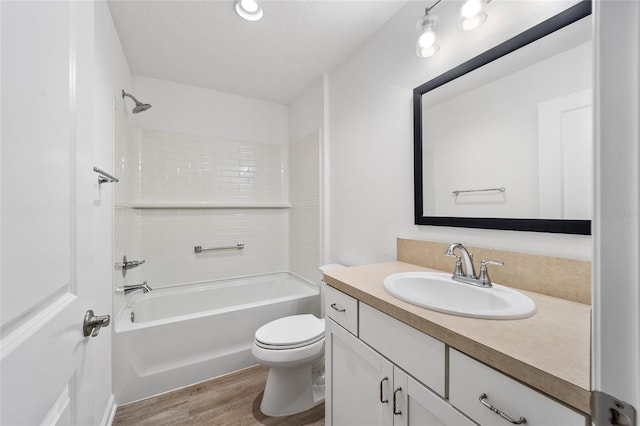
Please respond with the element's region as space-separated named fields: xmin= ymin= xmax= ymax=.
xmin=444 ymin=243 xmax=503 ymax=288
xmin=444 ymin=243 xmax=476 ymax=279
xmin=115 ymin=281 xmax=152 ymax=295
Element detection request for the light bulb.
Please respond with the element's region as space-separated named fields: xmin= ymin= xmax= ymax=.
xmin=418 ymin=30 xmax=436 ymax=49
xmin=416 ymin=44 xmax=440 ymax=58
xmin=459 ymin=12 xmax=487 ymax=31
xmin=460 ymin=0 xmax=483 ymax=19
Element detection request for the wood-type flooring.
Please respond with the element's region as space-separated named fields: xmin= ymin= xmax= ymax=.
xmin=113 ymin=365 xmax=325 ymax=426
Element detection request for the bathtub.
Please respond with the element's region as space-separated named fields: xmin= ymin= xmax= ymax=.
xmin=112 ymin=272 xmax=319 ymax=404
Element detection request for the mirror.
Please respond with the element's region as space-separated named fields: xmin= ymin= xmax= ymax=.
xmin=414 ymin=2 xmax=592 ymax=234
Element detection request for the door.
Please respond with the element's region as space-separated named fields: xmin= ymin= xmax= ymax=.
xmin=326 ymin=319 xmax=393 ymax=426
xmin=1 ymin=2 xmax=106 ymax=425
xmin=593 ymin=0 xmax=640 ymax=421
xmin=392 ymin=368 xmax=475 ymax=426
xmin=537 ymin=89 xmax=593 ymax=220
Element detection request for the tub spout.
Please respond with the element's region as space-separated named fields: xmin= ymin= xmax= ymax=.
xmin=116 ymin=281 xmax=152 ymax=295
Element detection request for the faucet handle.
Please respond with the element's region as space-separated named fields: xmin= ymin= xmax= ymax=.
xmin=444 ymin=254 xmax=464 ymax=277
xmin=478 ymin=260 xmax=503 ymax=287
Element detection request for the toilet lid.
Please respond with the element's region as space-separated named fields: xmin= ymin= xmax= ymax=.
xmin=255 ymin=314 xmax=325 ymax=348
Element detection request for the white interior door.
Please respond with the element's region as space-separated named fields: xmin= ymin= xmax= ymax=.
xmin=1 ymin=2 xmax=105 ymax=425
xmin=593 ymin=0 xmax=640 ymax=422
xmin=537 ymin=89 xmax=593 ymax=220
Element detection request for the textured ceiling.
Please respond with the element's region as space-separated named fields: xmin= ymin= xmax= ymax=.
xmin=108 ymin=0 xmax=409 ymax=104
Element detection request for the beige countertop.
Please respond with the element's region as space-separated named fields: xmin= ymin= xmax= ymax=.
xmin=324 ymin=261 xmax=591 ymax=415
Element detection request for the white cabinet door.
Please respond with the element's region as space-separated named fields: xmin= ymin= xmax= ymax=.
xmin=392 ymin=368 xmax=475 ymax=426
xmin=1 ymin=2 xmax=105 ymax=425
xmin=326 ymin=318 xmax=393 ymax=426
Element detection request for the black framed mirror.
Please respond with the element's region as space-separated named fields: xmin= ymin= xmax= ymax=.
xmin=413 ymin=1 xmax=592 ymax=235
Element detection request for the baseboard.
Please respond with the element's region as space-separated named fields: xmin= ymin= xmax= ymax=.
xmin=100 ymin=394 xmax=117 ymax=426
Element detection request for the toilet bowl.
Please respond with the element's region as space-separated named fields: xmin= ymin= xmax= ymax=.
xmin=252 ymin=314 xmax=325 ymax=417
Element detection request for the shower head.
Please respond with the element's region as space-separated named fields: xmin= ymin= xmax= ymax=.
xmin=122 ymin=90 xmax=152 ymax=114
xmin=132 ymin=102 xmax=152 ymax=114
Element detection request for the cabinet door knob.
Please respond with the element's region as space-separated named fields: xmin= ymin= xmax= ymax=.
xmin=393 ymin=387 xmax=402 ymax=415
xmin=379 ymin=377 xmax=389 ymax=403
xmin=479 ymin=393 xmax=527 ymax=424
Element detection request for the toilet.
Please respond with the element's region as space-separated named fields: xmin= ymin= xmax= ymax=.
xmin=252 ymin=314 xmax=326 ymax=416
xmin=252 ymin=263 xmax=345 ymax=417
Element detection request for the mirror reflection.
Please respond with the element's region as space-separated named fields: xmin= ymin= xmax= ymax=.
xmin=414 ymin=7 xmax=592 ymax=234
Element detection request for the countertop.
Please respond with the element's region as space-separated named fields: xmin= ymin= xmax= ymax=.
xmin=323 ymin=261 xmax=591 ymax=415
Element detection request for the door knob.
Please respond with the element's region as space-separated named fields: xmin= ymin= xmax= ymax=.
xmin=83 ymin=310 xmax=110 ymax=337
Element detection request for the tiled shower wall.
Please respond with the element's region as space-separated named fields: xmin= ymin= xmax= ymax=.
xmin=138 ymin=208 xmax=288 ymax=287
xmin=114 ymin=127 xmax=293 ymax=293
xmin=135 ymin=129 xmax=288 ymax=204
xmin=289 ymin=131 xmax=321 ymax=284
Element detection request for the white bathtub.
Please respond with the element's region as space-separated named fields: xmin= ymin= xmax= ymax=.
xmin=112 ymin=272 xmax=319 ymax=404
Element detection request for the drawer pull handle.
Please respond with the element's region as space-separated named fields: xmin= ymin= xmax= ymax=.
xmin=393 ymin=387 xmax=402 ymax=415
xmin=479 ymin=393 xmax=527 ymax=424
xmin=330 ymin=303 xmax=346 ymax=313
xmin=379 ymin=377 xmax=389 ymax=403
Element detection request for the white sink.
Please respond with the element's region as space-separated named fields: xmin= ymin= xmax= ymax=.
xmin=383 ymin=272 xmax=536 ymax=319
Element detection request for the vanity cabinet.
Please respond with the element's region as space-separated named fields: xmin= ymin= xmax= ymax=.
xmin=326 ymin=318 xmax=472 ymax=426
xmin=325 ymin=285 xmax=588 ymax=426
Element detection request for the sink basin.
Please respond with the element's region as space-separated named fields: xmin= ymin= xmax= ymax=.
xmin=383 ymin=272 xmax=536 ymax=319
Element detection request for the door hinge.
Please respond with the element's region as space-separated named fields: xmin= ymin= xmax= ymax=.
xmin=592 ymin=390 xmax=636 ymax=426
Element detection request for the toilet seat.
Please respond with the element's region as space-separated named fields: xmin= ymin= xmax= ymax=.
xmin=255 ymin=314 xmax=325 ymax=350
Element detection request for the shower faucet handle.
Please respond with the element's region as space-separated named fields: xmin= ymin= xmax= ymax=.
xmin=117 ymin=255 xmax=146 ymax=277
xmin=123 ymin=258 xmax=145 ymax=269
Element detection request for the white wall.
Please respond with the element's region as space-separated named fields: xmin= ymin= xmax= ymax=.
xmin=130 ymin=75 xmax=289 ymax=145
xmin=327 ymin=0 xmax=591 ymax=267
xmin=290 ymin=78 xmax=325 ymax=144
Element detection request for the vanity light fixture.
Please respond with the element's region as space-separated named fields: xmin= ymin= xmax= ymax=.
xmin=458 ymin=0 xmax=489 ymax=31
xmin=416 ymin=0 xmax=443 ymax=58
xmin=233 ymin=0 xmax=264 ymax=22
xmin=416 ymin=0 xmax=493 ymax=57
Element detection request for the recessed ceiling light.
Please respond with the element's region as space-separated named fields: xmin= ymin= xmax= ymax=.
xmin=234 ymin=0 xmax=264 ymax=22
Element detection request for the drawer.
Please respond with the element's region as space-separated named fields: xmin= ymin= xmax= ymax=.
xmin=359 ymin=303 xmax=445 ymax=396
xmin=449 ymin=349 xmax=586 ymax=426
xmin=325 ymin=285 xmax=358 ymax=335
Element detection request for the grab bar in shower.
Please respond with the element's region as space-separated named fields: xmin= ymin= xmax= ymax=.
xmin=194 ymin=243 xmax=245 ymax=254
xmin=452 ymin=186 xmax=505 ymax=196
xmin=93 ymin=166 xmax=120 ymax=184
